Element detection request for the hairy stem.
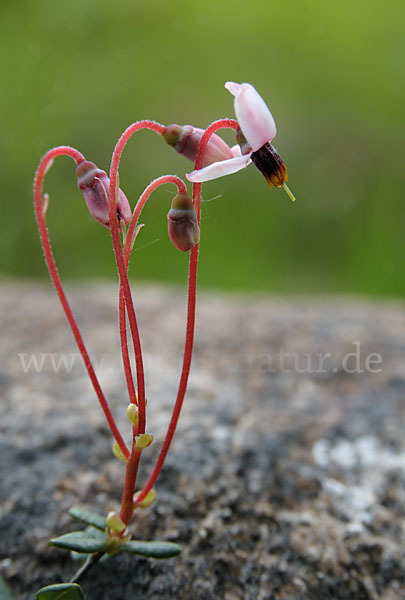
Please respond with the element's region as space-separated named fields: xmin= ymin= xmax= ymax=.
xmin=118 ymin=174 xmax=187 ymax=525
xmin=134 ymin=119 xmax=239 ymax=505
xmin=107 ymin=122 xmax=188 ymax=524
xmin=33 ymin=146 xmax=129 ymax=458
xmin=109 ymin=121 xmax=165 ymax=438
xmin=119 ymin=174 xmax=187 ymax=407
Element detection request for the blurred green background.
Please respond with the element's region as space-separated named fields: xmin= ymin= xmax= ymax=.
xmin=1 ymin=0 xmax=404 ymax=296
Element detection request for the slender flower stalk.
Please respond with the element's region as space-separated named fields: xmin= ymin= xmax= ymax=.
xmin=118 ymin=289 xmax=138 ymax=407
xmin=118 ymin=174 xmax=188 ymax=525
xmin=106 ymin=120 xmax=192 ymax=525
xmin=129 ymin=176 xmax=188 ymax=241
xmin=134 ymin=118 xmax=239 ymax=506
xmin=119 ymin=173 xmax=188 ymax=389
xmin=118 ymin=174 xmax=188 ymax=409
xmin=33 ymin=146 xmax=129 ymax=459
xmin=108 ymin=120 xmax=165 ymax=440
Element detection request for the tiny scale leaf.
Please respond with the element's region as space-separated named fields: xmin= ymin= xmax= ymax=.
xmin=35 ymin=582 xmax=85 ymax=600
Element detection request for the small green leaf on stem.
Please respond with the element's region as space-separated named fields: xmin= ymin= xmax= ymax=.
xmin=35 ymin=582 xmax=85 ymax=600
xmin=49 ymin=528 xmax=106 ymax=553
xmin=69 ymin=507 xmax=107 ymax=531
xmin=119 ymin=540 xmax=182 ymax=559
xmin=0 ymin=575 xmax=17 ymax=600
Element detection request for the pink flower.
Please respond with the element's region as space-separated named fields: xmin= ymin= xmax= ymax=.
xmin=187 ymin=82 xmax=294 ymax=199
xmin=76 ymin=161 xmax=132 ymax=227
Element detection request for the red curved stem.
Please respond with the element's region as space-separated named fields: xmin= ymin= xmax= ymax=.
xmin=109 ymin=121 xmax=165 ymax=441
xmin=108 ymin=122 xmax=188 ymax=523
xmin=135 ymin=119 xmax=239 ymax=505
xmin=118 ymin=174 xmax=187 ymax=409
xmin=33 ymin=146 xmax=129 ymax=459
xmin=118 ymin=174 xmax=188 ymax=525
xmin=129 ymin=174 xmax=187 ymax=237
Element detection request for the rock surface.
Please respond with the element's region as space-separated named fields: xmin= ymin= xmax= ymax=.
xmin=0 ymin=281 xmax=404 ymax=599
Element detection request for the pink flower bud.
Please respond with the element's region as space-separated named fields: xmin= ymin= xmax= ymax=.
xmin=163 ymin=124 xmax=234 ymax=167
xmin=76 ymin=160 xmax=131 ymax=227
xmin=167 ymin=192 xmax=200 ymax=252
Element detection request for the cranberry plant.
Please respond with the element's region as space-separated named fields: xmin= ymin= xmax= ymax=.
xmin=30 ymin=82 xmax=293 ymax=599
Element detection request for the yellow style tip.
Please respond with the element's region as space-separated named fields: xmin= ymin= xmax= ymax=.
xmin=282 ymin=183 xmax=296 ymax=202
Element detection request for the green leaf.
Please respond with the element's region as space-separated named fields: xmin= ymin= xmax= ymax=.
xmin=0 ymin=575 xmax=17 ymax=600
xmin=69 ymin=507 xmax=106 ymax=531
xmin=70 ymin=551 xmax=87 ymax=562
xmin=119 ymin=540 xmax=182 ymax=559
xmin=35 ymin=582 xmax=85 ymax=600
xmin=49 ymin=527 xmax=106 ymax=553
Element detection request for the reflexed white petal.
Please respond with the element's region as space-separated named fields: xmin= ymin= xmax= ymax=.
xmin=224 ymin=81 xmax=241 ymax=96
xmin=233 ymin=83 xmax=277 ymax=151
xmin=230 ymin=144 xmax=242 ymax=157
xmin=186 ymin=154 xmax=252 ymax=182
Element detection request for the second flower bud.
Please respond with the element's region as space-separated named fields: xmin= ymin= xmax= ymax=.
xmin=167 ymin=193 xmax=200 ymax=252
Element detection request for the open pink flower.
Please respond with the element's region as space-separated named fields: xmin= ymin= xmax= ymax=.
xmin=187 ymin=82 xmax=294 ymax=199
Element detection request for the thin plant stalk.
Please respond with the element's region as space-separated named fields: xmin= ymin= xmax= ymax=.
xmin=134 ymin=118 xmax=239 ymax=505
xmin=33 ymin=146 xmax=129 ymax=459
xmin=106 ymin=121 xmax=189 ymax=524
xmin=118 ymin=174 xmax=188 ymax=525
xmin=119 ymin=175 xmax=188 ymax=406
xmin=109 ymin=121 xmax=165 ymax=440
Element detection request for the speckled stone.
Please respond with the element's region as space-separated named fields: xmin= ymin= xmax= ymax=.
xmin=0 ymin=281 xmax=404 ymax=599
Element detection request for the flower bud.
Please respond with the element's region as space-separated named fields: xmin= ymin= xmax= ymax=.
xmin=76 ymin=160 xmax=132 ymax=227
xmin=135 ymin=433 xmax=154 ymax=449
xmin=167 ymin=193 xmax=200 ymax=252
xmin=163 ymin=124 xmax=233 ymax=167
xmin=106 ymin=511 xmax=126 ymax=534
xmin=133 ymin=489 xmax=157 ymax=508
